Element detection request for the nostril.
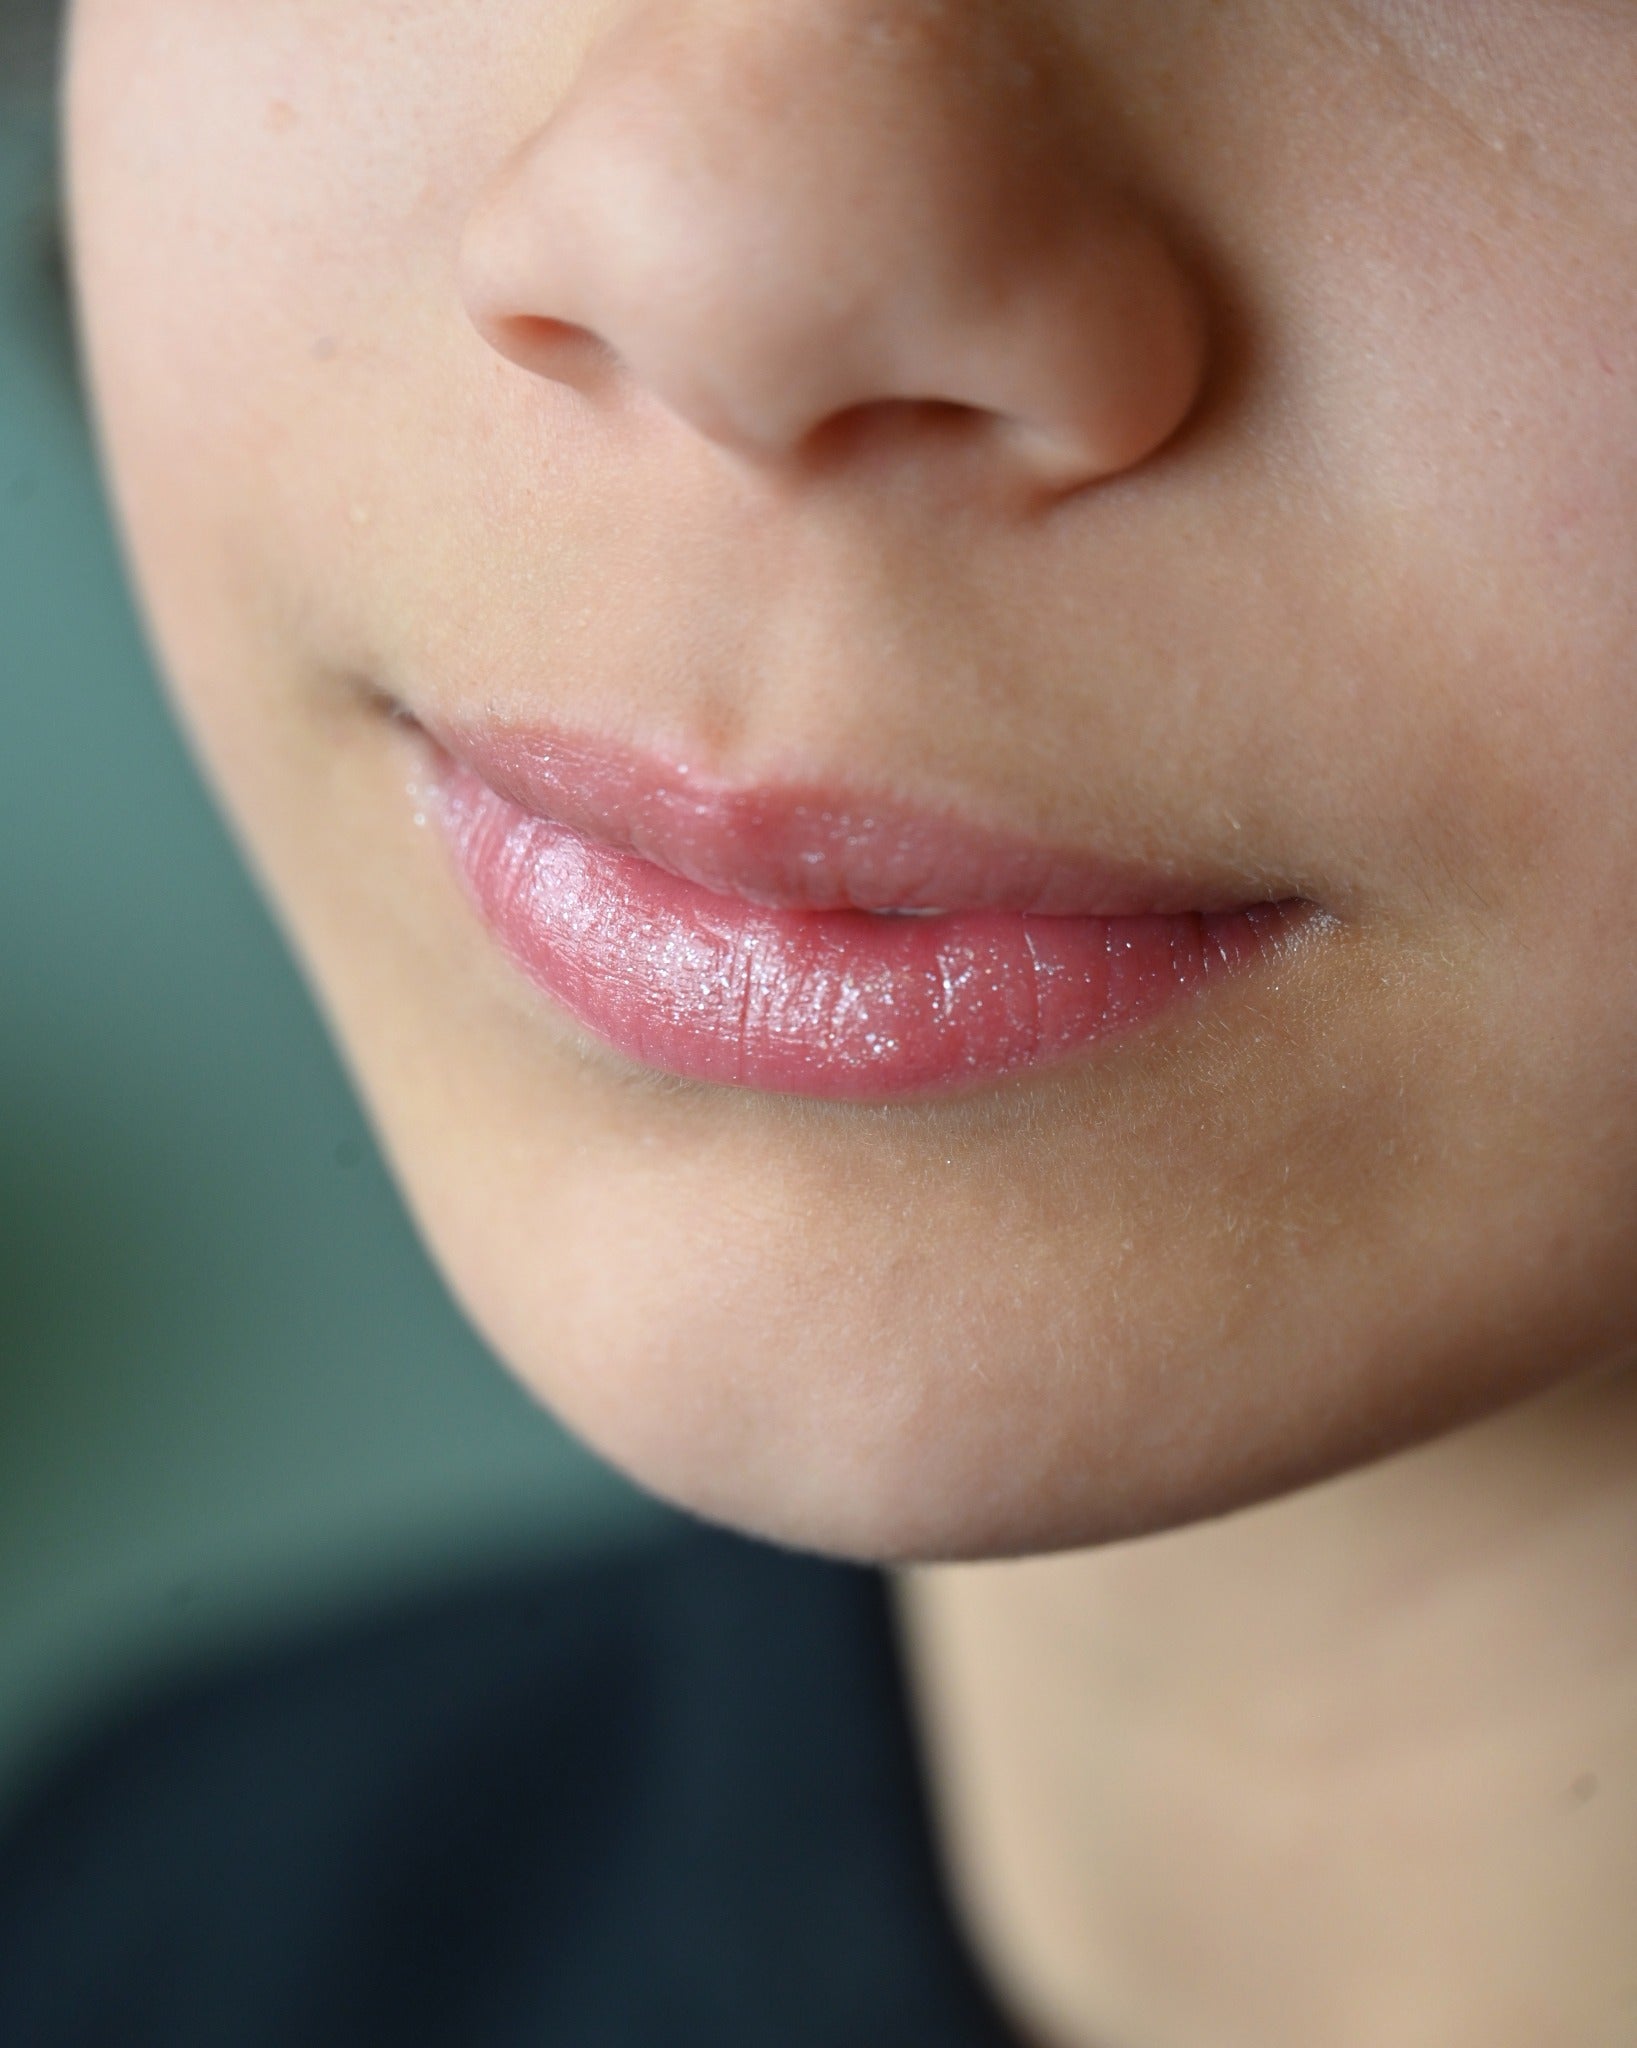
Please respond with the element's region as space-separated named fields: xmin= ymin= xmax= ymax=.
xmin=804 ymin=394 xmax=985 ymax=466
xmin=487 ymin=313 xmax=621 ymax=386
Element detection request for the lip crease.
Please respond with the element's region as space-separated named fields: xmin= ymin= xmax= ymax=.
xmin=411 ymin=713 xmax=1314 ymax=1100
xmin=416 ymin=717 xmax=1287 ymax=917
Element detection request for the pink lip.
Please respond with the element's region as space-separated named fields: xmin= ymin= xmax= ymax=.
xmin=416 ymin=718 xmax=1312 ymax=1100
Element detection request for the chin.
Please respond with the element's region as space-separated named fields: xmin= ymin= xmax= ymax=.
xmin=378 ymin=1110 xmax=1592 ymax=1566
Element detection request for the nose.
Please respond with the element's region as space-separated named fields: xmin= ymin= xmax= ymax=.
xmin=459 ymin=0 xmax=1208 ymax=496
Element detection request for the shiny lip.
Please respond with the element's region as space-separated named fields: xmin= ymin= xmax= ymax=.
xmin=415 ymin=713 xmax=1282 ymax=918
xmin=407 ymin=709 xmax=1317 ymax=1101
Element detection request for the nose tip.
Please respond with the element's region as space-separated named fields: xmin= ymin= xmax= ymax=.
xmin=459 ymin=0 xmax=1208 ymax=495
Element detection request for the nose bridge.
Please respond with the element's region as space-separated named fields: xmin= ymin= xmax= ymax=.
xmin=460 ymin=0 xmax=1208 ymax=494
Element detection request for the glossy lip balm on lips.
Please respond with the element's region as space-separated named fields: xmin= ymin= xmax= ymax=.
xmin=421 ymin=721 xmax=1307 ymax=1102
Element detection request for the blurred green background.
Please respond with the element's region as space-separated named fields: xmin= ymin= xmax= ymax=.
xmin=0 ymin=5 xmax=661 ymax=1812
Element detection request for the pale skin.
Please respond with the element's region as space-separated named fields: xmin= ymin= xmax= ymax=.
xmin=899 ymin=1368 xmax=1637 ymax=2045
xmin=63 ymin=0 xmax=1637 ymax=2039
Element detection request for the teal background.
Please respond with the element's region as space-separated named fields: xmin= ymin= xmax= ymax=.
xmin=0 ymin=36 xmax=661 ymax=1813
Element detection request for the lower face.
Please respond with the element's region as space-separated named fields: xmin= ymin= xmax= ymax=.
xmin=65 ymin=0 xmax=1637 ymax=1559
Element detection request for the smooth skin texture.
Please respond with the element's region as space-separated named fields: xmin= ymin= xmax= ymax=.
xmin=65 ymin=1 xmax=1637 ymax=2037
xmin=64 ymin=0 xmax=1637 ymax=1560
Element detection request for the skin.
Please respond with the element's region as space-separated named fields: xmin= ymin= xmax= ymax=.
xmin=898 ymin=1367 xmax=1637 ymax=2045
xmin=62 ymin=0 xmax=1637 ymax=1560
xmin=64 ymin=0 xmax=1637 ymax=2035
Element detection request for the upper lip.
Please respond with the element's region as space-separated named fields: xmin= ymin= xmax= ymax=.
xmin=417 ymin=712 xmax=1288 ymax=917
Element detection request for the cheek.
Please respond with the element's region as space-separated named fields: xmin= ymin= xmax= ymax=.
xmin=69 ymin=0 xmax=496 ymax=669
xmin=1288 ymin=98 xmax=1637 ymax=947
xmin=1333 ymin=120 xmax=1637 ymax=665
xmin=68 ymin=0 xmax=642 ymax=808
xmin=1398 ymin=261 xmax=1637 ymax=1086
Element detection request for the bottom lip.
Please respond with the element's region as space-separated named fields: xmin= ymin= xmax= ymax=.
xmin=432 ymin=759 xmax=1310 ymax=1101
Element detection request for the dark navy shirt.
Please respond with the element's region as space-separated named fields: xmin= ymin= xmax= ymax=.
xmin=0 ymin=1523 xmax=1024 ymax=2047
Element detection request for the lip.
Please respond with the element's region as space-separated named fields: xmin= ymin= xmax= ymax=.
xmin=414 ymin=715 xmax=1314 ymax=1100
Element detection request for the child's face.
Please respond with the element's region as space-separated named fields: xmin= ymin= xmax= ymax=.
xmin=66 ymin=0 xmax=1637 ymax=1559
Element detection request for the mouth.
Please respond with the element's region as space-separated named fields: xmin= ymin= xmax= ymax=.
xmin=406 ymin=712 xmax=1318 ymax=1101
